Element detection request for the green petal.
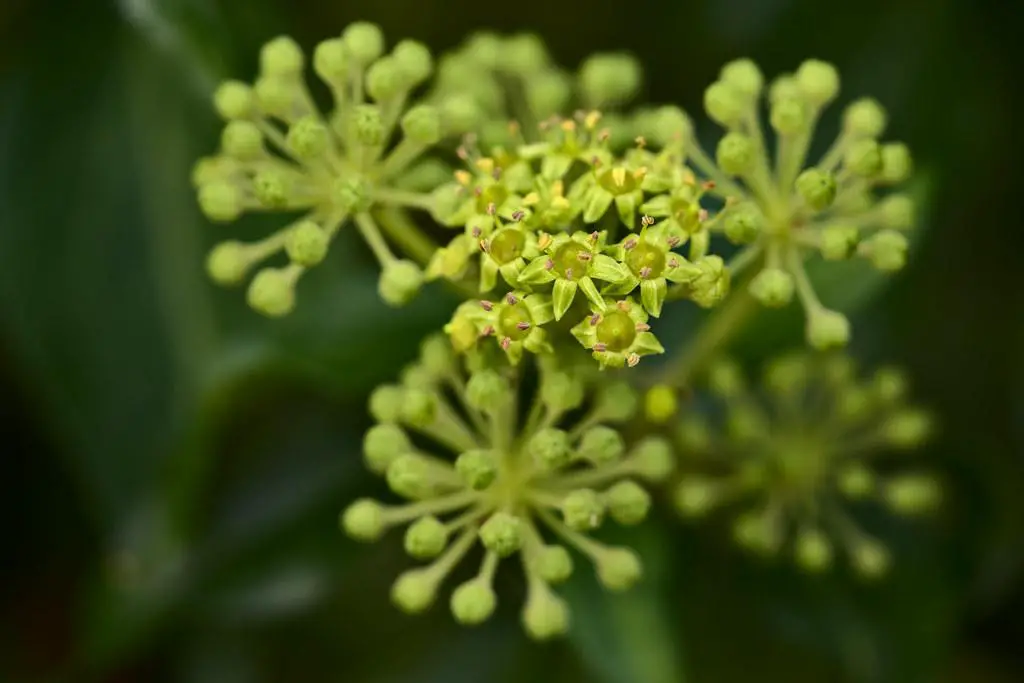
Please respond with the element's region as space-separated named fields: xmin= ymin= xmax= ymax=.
xmin=633 ymin=331 xmax=665 ymax=356
xmin=590 ymin=254 xmax=632 ymax=284
xmin=500 ymin=259 xmax=526 ymax=288
xmin=578 ymin=276 xmax=605 ymax=312
xmin=479 ymin=257 xmax=498 ymax=292
xmin=552 ymin=279 xmax=578 ymax=320
xmin=640 ymin=278 xmax=668 ymax=317
xmin=583 ymin=187 xmax=614 ymax=223
xmin=541 ymin=153 xmax=575 ymax=181
xmin=519 ymin=256 xmax=557 ymax=285
xmin=525 ymin=294 xmax=554 ymax=325
xmin=524 ymin=327 xmax=553 ymax=354
xmin=640 ymin=194 xmax=673 ymax=217
xmin=615 ymin=192 xmax=639 ymax=229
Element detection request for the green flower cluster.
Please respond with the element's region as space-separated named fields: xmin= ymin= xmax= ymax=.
xmin=340 ymin=336 xmax=674 ymax=638
xmin=686 ymin=58 xmax=917 ymax=349
xmin=194 ymin=24 xmax=486 ymax=316
xmin=672 ymin=353 xmax=937 ymax=577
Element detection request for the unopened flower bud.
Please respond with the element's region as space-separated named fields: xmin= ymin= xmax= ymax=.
xmin=214 ymin=80 xmax=255 ymax=120
xmin=820 ymin=225 xmax=859 ymax=260
xmin=749 ymin=268 xmax=795 ymax=308
xmin=720 ymin=58 xmax=763 ymax=100
xmin=630 ymin=437 xmax=675 ymax=481
xmin=260 ymin=36 xmax=304 ymax=77
xmin=466 ymin=369 xmax=506 ymax=414
xmin=206 ymin=241 xmax=250 ymax=285
xmin=724 ymin=203 xmax=764 ymax=244
xmin=880 ymin=143 xmax=913 ymax=183
xmin=644 ymin=384 xmax=678 ymax=424
xmin=579 ymin=53 xmax=642 ymax=107
xmin=843 ymin=98 xmax=887 ymax=138
xmin=369 ymin=384 xmax=404 ymax=423
xmin=246 ymin=267 xmax=297 ymax=317
xmin=313 ymin=38 xmax=347 ymax=82
xmin=285 ymin=220 xmax=329 ymax=266
xmin=341 ymin=498 xmax=385 ymax=541
xmin=795 ymin=59 xmax=839 ymax=105
xmin=806 ymin=309 xmax=850 ymax=350
xmin=391 ymin=570 xmax=437 ymax=613
xmin=363 ymin=423 xmax=411 ymax=473
xmin=595 ymin=547 xmax=642 ymax=591
xmin=795 ymin=168 xmax=837 ymax=210
xmin=577 ymin=426 xmax=625 ymax=465
xmin=198 ymin=182 xmax=243 ymax=222
xmin=404 ymin=515 xmax=448 ymax=559
xmin=450 ymin=580 xmax=497 ymax=625
xmin=561 ymin=489 xmax=605 ymax=531
xmin=455 ymin=449 xmax=498 ymax=490
xmin=704 ymin=81 xmax=746 ymax=127
xmin=342 ymin=21 xmax=385 ymax=65
xmin=795 ymin=528 xmax=833 ymax=572
xmin=401 ymin=104 xmax=442 ymax=145
xmin=844 ymin=139 xmax=883 ymax=177
xmin=605 ymin=480 xmax=651 ymax=525
xmin=379 ymin=260 xmax=424 ymax=307
xmin=222 ymin=120 xmax=264 ymax=159
xmin=716 ymin=131 xmax=756 ymax=175
xmin=479 ymin=512 xmax=523 ymax=557
xmin=533 ymin=545 xmax=573 ymax=583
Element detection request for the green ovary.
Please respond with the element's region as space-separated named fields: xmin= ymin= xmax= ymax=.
xmin=596 ymin=311 xmax=636 ymax=351
xmin=626 ymin=243 xmax=666 ymax=278
xmin=498 ymin=302 xmax=534 ymax=341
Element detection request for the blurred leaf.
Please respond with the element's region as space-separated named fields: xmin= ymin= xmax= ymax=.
xmin=564 ymin=521 xmax=686 ymax=683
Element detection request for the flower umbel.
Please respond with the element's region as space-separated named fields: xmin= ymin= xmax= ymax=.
xmin=673 ymin=353 xmax=937 ymax=577
xmin=341 ymin=336 xmax=674 ymax=638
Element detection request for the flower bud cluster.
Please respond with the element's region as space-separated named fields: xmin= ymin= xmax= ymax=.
xmin=196 ymin=25 xmax=472 ymax=315
xmin=686 ymin=59 xmax=918 ymax=349
xmin=341 ymin=336 xmax=674 ymax=638
xmin=672 ymin=353 xmax=938 ymax=577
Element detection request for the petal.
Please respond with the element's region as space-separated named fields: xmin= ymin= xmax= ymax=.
xmin=633 ymin=331 xmax=665 ymax=356
xmin=614 ymin=192 xmax=639 ymax=230
xmin=525 ymin=294 xmax=554 ymax=325
xmin=479 ymin=257 xmax=499 ymax=293
xmin=640 ymin=278 xmax=668 ymax=317
xmin=589 ymin=254 xmax=632 ymax=285
xmin=519 ymin=256 xmax=557 ymax=285
xmin=583 ymin=188 xmax=614 ymax=224
xmin=640 ymin=194 xmax=673 ymax=217
xmin=552 ymin=279 xmax=578 ymax=321
xmin=577 ymin=276 xmax=606 ymax=312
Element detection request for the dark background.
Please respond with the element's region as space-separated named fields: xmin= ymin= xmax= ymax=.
xmin=1 ymin=0 xmax=1021 ymax=681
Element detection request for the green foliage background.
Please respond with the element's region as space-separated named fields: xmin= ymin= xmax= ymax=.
xmin=0 ymin=0 xmax=1020 ymax=681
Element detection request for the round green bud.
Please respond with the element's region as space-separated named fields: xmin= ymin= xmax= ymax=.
xmin=401 ymin=364 xmax=435 ymax=390
xmin=605 ymin=480 xmax=651 ymax=525
xmin=253 ymin=76 xmax=295 ymax=116
xmin=350 ymin=104 xmax=385 ymax=147
xmin=820 ymin=225 xmax=860 ymax=260
xmin=704 ymin=81 xmax=746 ymax=127
xmin=386 ymin=454 xmax=431 ymax=499
xmin=285 ymin=220 xmax=329 ymax=266
xmin=450 ymin=580 xmax=497 ymax=625
xmin=246 ymin=267 xmax=296 ymax=317
xmin=191 ymin=156 xmax=240 ymax=187
xmin=393 ymin=39 xmax=433 ymax=85
xmin=795 ymin=168 xmax=837 ymax=211
xmin=865 ymin=230 xmax=909 ymax=272
xmin=399 ymin=387 xmax=436 ymax=427
xmin=286 ymin=116 xmax=329 ymax=159
xmin=577 ymin=426 xmax=625 ymax=465
xmin=401 ymin=104 xmax=442 ymax=145
xmin=806 ymin=309 xmax=850 ymax=350
xmin=221 ymin=120 xmax=264 ymax=160
xmin=526 ymin=69 xmax=572 ymax=119
xmin=883 ymin=409 xmax=932 ymax=448
xmin=768 ymin=74 xmax=801 ymax=103
xmin=404 ymin=515 xmax=449 ymax=559
xmin=723 ymin=203 xmax=764 ymax=244
xmin=540 ymin=371 xmax=585 ymax=414
xmin=578 ymin=52 xmax=642 ymax=107
xmin=674 ymin=477 xmax=717 ymax=517
xmin=843 ymin=98 xmax=887 ymax=138
xmin=369 ymin=384 xmax=404 ymax=423
xmin=716 ymin=131 xmax=756 ymax=175
xmin=533 ymin=545 xmax=573 ymax=584
xmin=260 ymin=36 xmax=304 ymax=77
xmin=528 ymin=428 xmax=572 ymax=470
xmin=479 ymin=512 xmax=523 ymax=557
xmin=462 ymin=31 xmax=502 ymax=68
xmin=749 ymin=268 xmax=795 ymax=308
xmin=214 ymin=80 xmax=255 ymax=120
xmin=419 ymin=334 xmax=454 ymax=377
xmin=252 ymin=169 xmax=291 ymax=208
xmin=341 ymin=498 xmax=385 ymax=541
xmin=720 ymin=58 xmax=763 ymax=100
xmin=465 ymin=369 xmax=506 ymax=414
xmin=880 ymin=143 xmax=913 ymax=183
xmin=363 ymin=423 xmax=411 ymax=474
xmin=561 ymin=488 xmax=605 ymax=531
xmin=884 ymin=475 xmax=941 ymax=514
xmin=837 ymin=386 xmax=872 ymax=422
xmin=366 ymin=57 xmax=407 ymax=102
xmin=795 ymin=528 xmax=833 ymax=572
xmin=594 ymin=380 xmax=638 ymax=422
xmin=691 ymin=255 xmax=730 ymax=308
xmin=342 ymin=21 xmax=385 ymax=65
xmin=595 ymin=547 xmax=642 ymax=591
xmin=644 ymin=384 xmax=677 ymax=424
xmin=455 ymin=450 xmax=498 ymax=490
xmin=198 ymin=182 xmax=243 ymax=222
xmin=522 ymin=589 xmax=569 ymax=640
xmin=770 ymin=97 xmax=808 ymax=135
xmin=379 ymin=260 xmax=424 ymax=307
xmin=206 ymin=241 xmax=250 ymax=285
xmin=634 ymin=105 xmax=692 ymax=148
xmin=795 ymin=59 xmax=839 ymax=105
xmin=502 ymin=33 xmax=548 ymax=74
xmin=837 ymin=463 xmax=876 ymax=499
xmin=851 ymin=539 xmax=890 ymax=579
xmin=313 ymin=38 xmax=347 ymax=82
xmin=708 ymin=359 xmax=744 ymax=398
xmin=872 ymin=367 xmax=908 ymax=404
xmin=439 ymin=94 xmax=484 ymax=135
xmin=844 ymin=138 xmax=883 ymax=177
xmin=630 ymin=437 xmax=675 ymax=482
xmin=879 ymin=194 xmax=915 ymax=230
xmin=391 ymin=570 xmax=437 ymax=613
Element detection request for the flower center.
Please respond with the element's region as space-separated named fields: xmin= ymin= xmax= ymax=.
xmin=597 ymin=167 xmax=639 ymax=196
xmin=596 ymin=310 xmax=637 ymax=351
xmin=475 ymin=182 xmax=509 ymax=214
xmin=626 ymin=243 xmax=666 ymax=278
xmin=552 ymin=242 xmax=589 ymax=280
xmin=489 ymin=228 xmax=526 ymax=264
xmin=498 ymin=302 xmax=533 ymax=341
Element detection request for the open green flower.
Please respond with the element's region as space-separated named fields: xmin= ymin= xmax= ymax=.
xmin=604 ymin=219 xmax=702 ymax=317
xmin=571 ymin=298 xmax=665 ymax=368
xmin=518 ymin=230 xmax=632 ymax=319
xmin=446 ymin=291 xmax=554 ymax=364
xmin=673 ymin=353 xmax=937 ymax=577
